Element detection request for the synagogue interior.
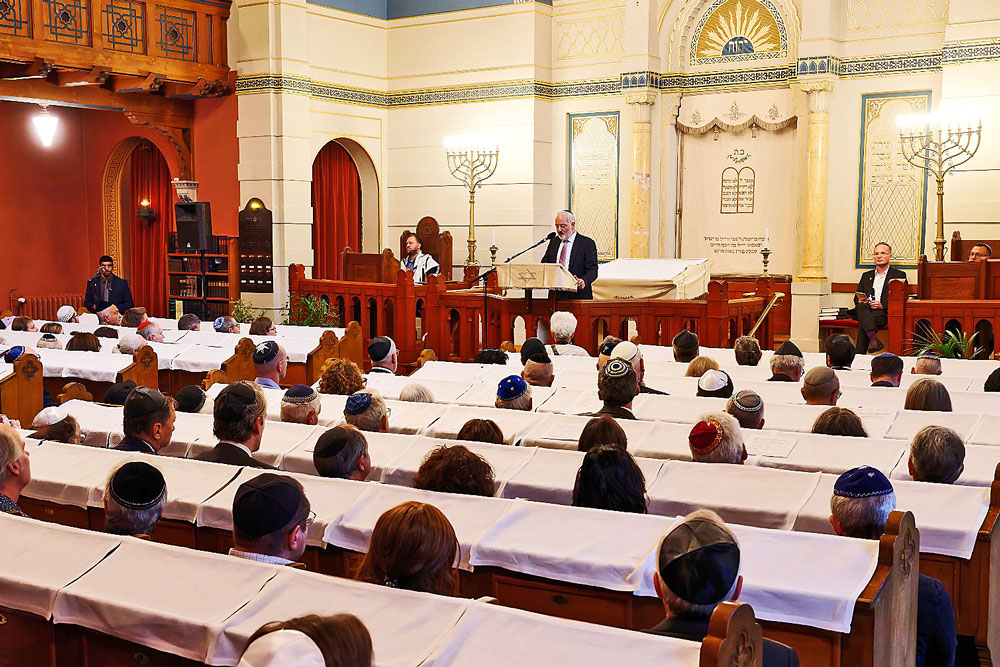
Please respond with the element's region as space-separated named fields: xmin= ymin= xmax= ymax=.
xmin=2 ymin=0 xmax=1000 ymax=665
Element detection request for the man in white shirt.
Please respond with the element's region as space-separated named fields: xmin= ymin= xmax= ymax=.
xmin=853 ymin=242 xmax=906 ymax=354
xmin=402 ymin=233 xmax=440 ymax=284
xmin=229 ymin=473 xmax=311 ymax=567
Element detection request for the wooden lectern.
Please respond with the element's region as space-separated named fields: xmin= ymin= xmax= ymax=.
xmin=495 ymin=263 xmax=578 ymax=293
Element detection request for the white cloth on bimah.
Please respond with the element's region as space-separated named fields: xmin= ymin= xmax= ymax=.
xmin=590 ymin=258 xmax=710 ymax=300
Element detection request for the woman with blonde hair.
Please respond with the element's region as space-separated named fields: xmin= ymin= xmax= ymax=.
xmin=684 ymin=356 xmax=719 ymax=378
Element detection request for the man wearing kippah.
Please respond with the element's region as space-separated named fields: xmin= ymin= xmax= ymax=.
xmin=115 ymin=387 xmax=176 ymax=454
xmin=671 ymin=330 xmax=699 ymax=364
xmin=367 ymin=337 xmax=398 ymax=375
xmin=768 ymin=340 xmax=804 ymax=382
xmin=800 ymin=367 xmax=840 ymax=406
xmin=194 ymin=382 xmax=275 ymax=468
xmin=313 ymin=425 xmax=370 ymax=480
xmin=521 ymin=353 xmax=555 ymax=387
xmin=280 ymin=385 xmax=321 ymax=425
xmin=611 ymin=341 xmax=668 ymax=395
xmin=870 ymin=352 xmax=903 ymax=387
xmin=104 ymin=461 xmax=167 ymax=536
xmin=586 ymin=358 xmax=639 ymax=420
xmin=726 ymin=390 xmax=765 ymax=429
xmin=495 ymin=375 xmax=532 ymax=411
xmin=645 ymin=509 xmax=798 ymax=666
xmin=229 ymin=473 xmax=311 ymax=567
xmin=214 ymin=316 xmax=240 ymax=334
xmin=253 ymin=341 xmax=288 ymax=389
xmin=343 ymin=390 xmax=389 ymax=432
xmin=57 ymin=305 xmax=79 ymax=324
xmin=830 ymin=466 xmax=956 ymax=667
xmin=84 ymin=255 xmax=134 ymax=315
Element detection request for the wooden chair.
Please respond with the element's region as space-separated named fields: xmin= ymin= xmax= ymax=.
xmin=399 ymin=216 xmax=453 ymax=281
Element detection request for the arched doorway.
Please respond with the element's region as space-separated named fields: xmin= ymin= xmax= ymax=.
xmin=312 ymin=141 xmax=362 ymax=280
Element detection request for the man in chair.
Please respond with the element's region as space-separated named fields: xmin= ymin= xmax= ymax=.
xmin=541 ymin=210 xmax=599 ymax=300
xmin=853 ymin=242 xmax=906 ymax=354
xmin=402 ymin=232 xmax=440 ymax=284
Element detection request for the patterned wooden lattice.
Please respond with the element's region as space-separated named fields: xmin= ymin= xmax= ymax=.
xmin=103 ymin=0 xmax=144 ymax=52
xmin=0 ymin=0 xmax=31 ymax=37
xmin=157 ymin=5 xmax=194 ymax=60
xmin=43 ymin=0 xmax=91 ymax=44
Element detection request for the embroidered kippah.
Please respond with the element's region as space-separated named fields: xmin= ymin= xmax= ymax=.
xmin=253 ymin=340 xmax=279 ymax=364
xmin=213 ymin=317 xmax=227 ymax=331
xmin=603 ymin=358 xmax=631 ymax=378
xmin=834 ymin=465 xmax=893 ymax=498
xmin=282 ymin=384 xmax=318 ymax=404
xmin=497 ymin=375 xmax=528 ymax=401
xmin=3 ymin=345 xmax=25 ymax=363
xmin=109 ymin=461 xmax=166 ymax=511
xmin=345 ymin=392 xmax=373 ymax=415
xmin=731 ymin=390 xmax=762 ymax=413
xmin=689 ymin=418 xmax=724 ymax=455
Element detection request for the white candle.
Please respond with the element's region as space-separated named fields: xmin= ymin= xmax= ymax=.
xmin=492 ymin=230 xmax=496 ymax=246
xmin=764 ymin=228 xmax=769 ymax=247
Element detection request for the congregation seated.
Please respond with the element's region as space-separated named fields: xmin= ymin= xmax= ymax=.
xmin=905 ymin=378 xmax=952 ymax=412
xmin=367 ymin=336 xmax=398 ymax=376
xmin=174 ymin=385 xmax=211 ymax=414
xmin=318 ymin=358 xmax=365 ymax=395
xmin=313 ymin=425 xmax=370 ymax=481
xmin=733 ymin=336 xmax=762 ymax=366
xmin=696 ymin=369 xmax=733 ymax=399
xmin=94 ymin=326 xmax=118 ymax=339
xmin=253 ymin=341 xmax=288 ymax=390
xmin=103 ymin=380 xmax=137 ymax=406
xmin=912 ymin=353 xmax=942 ymax=375
xmin=137 ymin=320 xmax=164 ymax=342
xmin=495 ymin=375 xmax=532 ymax=411
xmin=250 ymin=316 xmax=278 ymax=336
xmin=824 ymin=334 xmax=856 ymax=370
xmin=280 ymin=385 xmax=321 ymax=425
xmin=97 ymin=303 xmax=123 ymax=326
xmin=67 ymin=331 xmax=101 ymax=352
xmin=521 ymin=353 xmax=554 ymax=387
xmin=344 ymin=390 xmax=389 ymax=432
xmin=987 ymin=368 xmax=1000 ymax=392
xmin=811 ymin=407 xmax=868 ymax=437
xmin=908 ymin=425 xmax=965 ymax=484
xmin=399 ymin=383 xmax=434 ymax=403
xmin=240 ymin=614 xmax=373 ymax=667
xmin=39 ymin=322 xmax=62 ymax=335
xmin=117 ymin=333 xmax=146 ymax=354
xmin=548 ymin=312 xmax=588 ymax=356
xmin=587 ymin=359 xmax=638 ymax=420
xmin=357 ymin=501 xmax=459 ymax=596
xmin=685 ymin=356 xmax=718 ymax=378
xmin=214 ymin=316 xmax=240 ymax=333
xmin=230 ymin=473 xmax=311 ymax=566
xmin=768 ymin=341 xmax=803 ymax=382
xmin=0 ymin=424 xmax=30 ymax=516
xmin=571 ymin=444 xmax=647 ymax=514
xmin=30 ymin=407 xmax=81 ymax=444
xmin=115 ymin=387 xmax=176 ymax=454
xmin=35 ymin=333 xmax=61 ymax=349
xmin=195 ymin=381 xmax=275 ymax=469
xmin=10 ymin=316 xmax=37 ymax=332
xmin=612 ymin=341 xmax=666 ymax=395
xmin=473 ymin=349 xmax=507 ymax=365
xmin=870 ymin=352 xmax=903 ymax=387
xmin=177 ymin=313 xmax=201 ymax=331
xmin=646 ymin=509 xmax=799 ymax=667
xmin=672 ymin=330 xmax=699 ymax=363
xmin=578 ymin=415 xmax=628 ymax=453
xmin=57 ymin=305 xmax=79 ymax=324
xmin=103 ymin=461 xmax=166 ymax=537
xmin=596 ymin=336 xmax=621 ymax=372
xmin=688 ymin=413 xmax=746 ymax=464
xmin=413 ymin=444 xmax=495 ymax=497
xmin=829 ymin=467 xmax=956 ymax=666
xmin=121 ymin=307 xmax=148 ymax=328
xmin=3 ymin=345 xmax=54 ymax=407
xmin=801 ymin=367 xmax=840 ymax=406
xmin=725 ymin=390 xmax=764 ymax=429
xmin=457 ymin=418 xmax=504 ymax=445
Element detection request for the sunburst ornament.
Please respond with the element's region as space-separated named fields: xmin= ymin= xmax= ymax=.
xmin=696 ymin=0 xmax=780 ymax=59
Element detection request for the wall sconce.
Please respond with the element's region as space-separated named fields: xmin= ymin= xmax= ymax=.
xmin=137 ymin=198 xmax=155 ymax=223
xmin=247 ymin=198 xmax=264 ymax=210
xmin=32 ymin=105 xmax=58 ymax=148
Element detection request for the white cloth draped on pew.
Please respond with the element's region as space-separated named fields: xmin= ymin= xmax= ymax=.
xmin=423 ymin=405 xmax=543 ymax=445
xmin=381 ymin=437 xmax=537 ymax=496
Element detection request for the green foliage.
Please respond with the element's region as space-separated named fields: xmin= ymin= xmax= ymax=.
xmin=907 ymin=327 xmax=983 ymax=359
xmin=287 ymin=294 xmax=340 ymax=328
xmin=231 ymin=299 xmax=266 ymax=324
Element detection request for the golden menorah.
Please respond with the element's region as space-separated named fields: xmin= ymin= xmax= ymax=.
xmin=899 ymin=114 xmax=982 ymax=262
xmin=446 ymin=142 xmax=499 ymax=269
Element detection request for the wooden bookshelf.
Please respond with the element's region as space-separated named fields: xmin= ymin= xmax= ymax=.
xmin=166 ymin=233 xmax=240 ymax=321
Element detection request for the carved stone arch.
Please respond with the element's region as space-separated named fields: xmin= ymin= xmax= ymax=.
xmin=102 ymin=137 xmax=143 ymax=265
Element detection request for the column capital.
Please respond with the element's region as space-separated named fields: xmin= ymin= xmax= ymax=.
xmin=800 ymin=79 xmax=835 ymax=113
xmin=624 ymin=89 xmax=657 ymax=122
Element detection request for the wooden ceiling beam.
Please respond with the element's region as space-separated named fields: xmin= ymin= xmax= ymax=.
xmin=161 ymin=78 xmax=228 ymax=99
xmin=52 ymin=66 xmax=111 ymax=87
xmin=106 ymin=72 xmax=163 ymax=94
xmin=0 ymin=58 xmax=52 ymax=80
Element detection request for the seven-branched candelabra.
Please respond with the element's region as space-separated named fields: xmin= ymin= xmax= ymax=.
xmin=446 ymin=145 xmax=499 ymax=269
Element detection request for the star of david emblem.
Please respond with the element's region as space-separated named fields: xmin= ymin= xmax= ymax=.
xmin=255 ymin=342 xmax=270 ymax=354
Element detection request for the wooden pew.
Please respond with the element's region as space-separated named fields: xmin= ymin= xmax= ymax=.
xmin=42 ymin=347 xmax=161 ymax=402
xmin=202 ymin=337 xmax=256 ymax=389
xmin=0 ymin=352 xmax=43 ymax=425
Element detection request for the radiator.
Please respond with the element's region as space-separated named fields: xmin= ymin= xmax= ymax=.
xmin=15 ymin=293 xmax=86 ymax=321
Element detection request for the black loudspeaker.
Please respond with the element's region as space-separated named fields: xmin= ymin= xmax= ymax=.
xmin=175 ymin=202 xmax=213 ymax=250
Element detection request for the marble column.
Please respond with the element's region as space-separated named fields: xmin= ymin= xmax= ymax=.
xmin=798 ymin=80 xmax=834 ymax=281
xmin=625 ymin=90 xmax=656 ymax=258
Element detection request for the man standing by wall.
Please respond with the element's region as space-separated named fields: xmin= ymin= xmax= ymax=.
xmin=84 ymin=255 xmax=134 ymax=314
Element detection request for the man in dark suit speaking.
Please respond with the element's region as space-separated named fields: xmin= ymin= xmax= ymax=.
xmin=84 ymin=255 xmax=134 ymax=315
xmin=853 ymin=241 xmax=906 ymax=354
xmin=541 ymin=210 xmax=599 ymax=300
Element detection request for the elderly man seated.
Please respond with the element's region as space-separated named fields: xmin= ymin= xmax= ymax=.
xmin=801 ymin=367 xmax=840 ymax=406
xmin=117 ymin=334 xmax=146 ymax=355
xmin=253 ymin=341 xmax=288 ymax=389
xmin=768 ymin=341 xmax=804 ymax=382
xmin=194 ymin=382 xmax=275 ymax=469
xmin=280 ymin=385 xmax=321 ymax=425
xmin=870 ymin=352 xmax=904 ymax=387
xmin=496 ymin=375 xmax=532 ymax=411
xmin=825 ymin=334 xmax=856 ymax=371
xmin=367 ymin=336 xmax=398 ymax=375
xmin=912 ymin=353 xmax=942 ymax=376
xmin=0 ymin=424 xmax=30 ymax=516
xmin=344 ymin=390 xmax=389 ymax=432
xmin=645 ymin=509 xmax=799 ymax=666
xmin=829 ymin=466 xmax=956 ymax=666
xmin=687 ymin=413 xmax=746 ymax=464
xmin=518 ymin=337 xmax=546 ymax=366
xmin=115 ymin=387 xmax=176 ymax=454
xmin=672 ymin=330 xmax=699 ymax=363
xmin=725 ymin=390 xmax=764 ymax=429
xmin=214 ymin=316 xmax=240 ymax=334
xmin=612 ymin=341 xmax=667 ymax=395
xmin=521 ymin=353 xmax=554 ymax=387
xmin=97 ymin=303 xmax=123 ymax=326
xmin=313 ymin=425 xmax=370 ymax=481
xmin=103 ymin=461 xmax=167 ymax=537
xmin=137 ymin=320 xmax=165 ymax=343
xmin=35 ymin=333 xmax=61 ymax=350
xmin=548 ymin=312 xmax=588 ymax=356
xmin=587 ymin=359 xmax=639 ymax=420
xmin=908 ymin=425 xmax=965 ymax=484
xmin=230 ymin=473 xmax=311 ymax=567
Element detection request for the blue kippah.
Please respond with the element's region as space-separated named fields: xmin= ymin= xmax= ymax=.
xmin=834 ymin=466 xmax=893 ymax=498
xmin=497 ymin=375 xmax=528 ymax=401
xmin=282 ymin=384 xmax=317 ymax=404
xmin=253 ymin=340 xmax=279 ymax=364
xmin=3 ymin=346 xmax=25 ymax=364
xmin=874 ymin=352 xmax=899 ymax=360
xmin=213 ymin=317 xmax=227 ymax=331
xmin=345 ymin=392 xmax=373 ymax=415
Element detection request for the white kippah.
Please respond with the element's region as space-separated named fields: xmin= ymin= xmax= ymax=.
xmin=57 ymin=306 xmax=76 ymax=322
xmin=610 ymin=341 xmax=640 ymax=362
xmin=698 ymin=369 xmax=729 ymax=392
xmin=32 ymin=406 xmax=68 ymax=428
xmin=238 ymin=630 xmax=324 ymax=667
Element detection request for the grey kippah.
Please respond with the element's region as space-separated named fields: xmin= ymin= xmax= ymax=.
xmin=731 ymin=390 xmax=762 ymax=412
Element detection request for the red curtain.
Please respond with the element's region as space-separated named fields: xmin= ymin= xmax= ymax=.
xmin=312 ymin=141 xmax=361 ymax=280
xmin=128 ymin=141 xmax=172 ymax=316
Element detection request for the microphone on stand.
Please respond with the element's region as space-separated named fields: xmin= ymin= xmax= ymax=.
xmin=506 ymin=232 xmax=557 ymax=264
